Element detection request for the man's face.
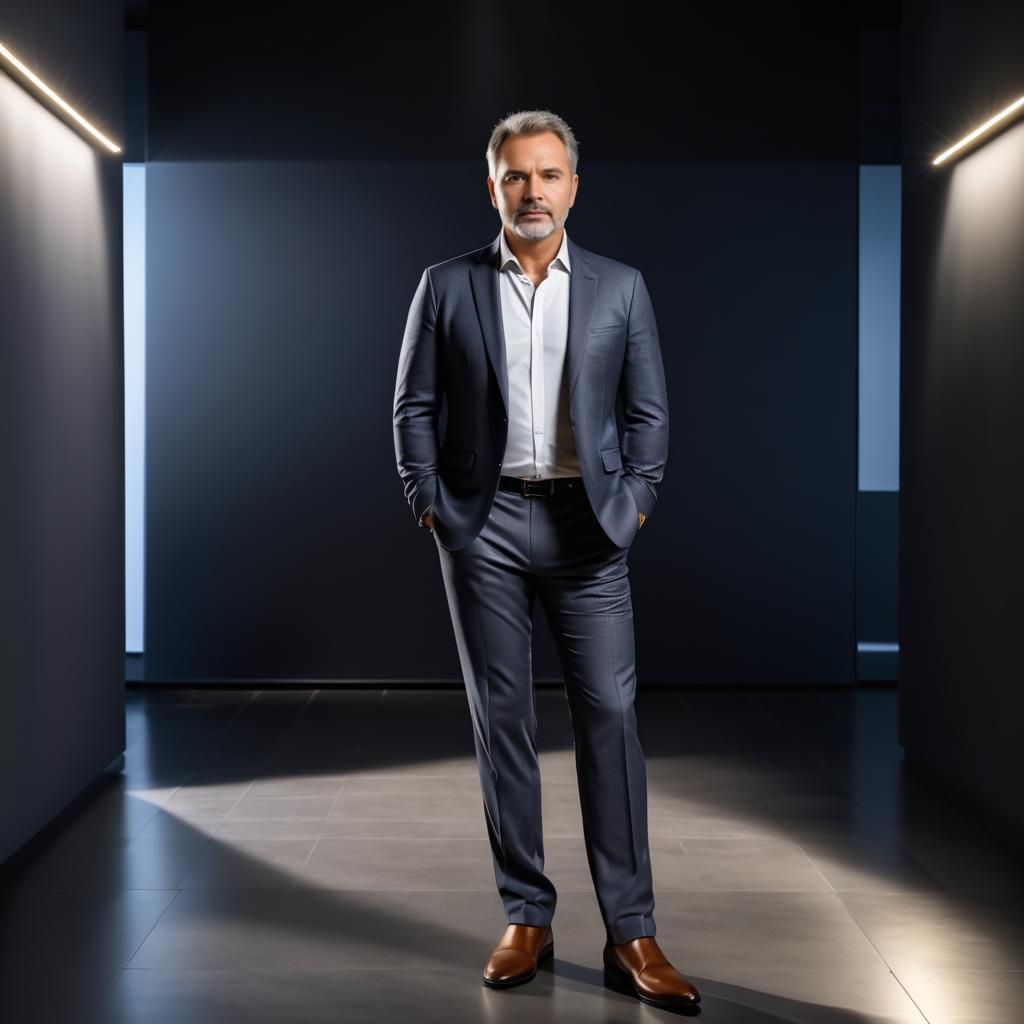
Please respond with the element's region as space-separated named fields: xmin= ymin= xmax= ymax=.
xmin=488 ymin=130 xmax=578 ymax=241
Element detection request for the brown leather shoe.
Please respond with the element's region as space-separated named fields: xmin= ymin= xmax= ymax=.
xmin=603 ymin=935 xmax=701 ymax=1011
xmin=482 ymin=923 xmax=555 ymax=988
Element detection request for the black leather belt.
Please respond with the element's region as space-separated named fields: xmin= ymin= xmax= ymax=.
xmin=498 ymin=475 xmax=583 ymax=497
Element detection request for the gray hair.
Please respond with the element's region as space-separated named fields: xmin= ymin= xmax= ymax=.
xmin=485 ymin=109 xmax=579 ymax=180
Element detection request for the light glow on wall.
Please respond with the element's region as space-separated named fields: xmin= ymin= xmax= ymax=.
xmin=932 ymin=94 xmax=1024 ymax=166
xmin=0 ymin=40 xmax=121 ymax=154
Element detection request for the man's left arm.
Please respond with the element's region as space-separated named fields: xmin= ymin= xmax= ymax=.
xmin=619 ymin=270 xmax=669 ymax=528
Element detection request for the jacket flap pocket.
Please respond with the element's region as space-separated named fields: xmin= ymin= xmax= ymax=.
xmin=441 ymin=447 xmax=476 ymax=472
xmin=590 ymin=321 xmax=625 ymax=335
xmin=600 ymin=446 xmax=622 ymax=472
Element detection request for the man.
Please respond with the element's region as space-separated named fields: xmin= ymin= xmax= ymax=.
xmin=392 ymin=109 xmax=700 ymax=1011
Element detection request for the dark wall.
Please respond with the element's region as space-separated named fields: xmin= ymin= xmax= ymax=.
xmin=0 ymin=0 xmax=125 ymax=863
xmin=142 ymin=4 xmax=888 ymax=683
xmin=144 ymin=159 xmax=858 ymax=683
xmin=900 ymin=0 xmax=1024 ymax=843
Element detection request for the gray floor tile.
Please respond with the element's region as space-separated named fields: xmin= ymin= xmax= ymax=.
xmin=299 ymin=836 xmax=500 ymax=890
xmin=159 ymin=793 xmax=244 ymax=825
xmin=245 ymin=772 xmax=349 ymax=799
xmin=124 ymin=889 xmax=518 ymax=971
xmin=215 ymin=818 xmax=326 ymax=840
xmin=693 ymin=966 xmax=929 ymax=1022
xmin=1 ymin=826 xmax=134 ymax=891
xmin=132 ymin=808 xmax=225 ymax=841
xmin=1 ymin=965 xmax=122 ymax=1024
xmin=839 ymin=892 xmax=1024 ymax=971
xmin=679 ymin=836 xmax=834 ymax=891
xmin=0 ymin=888 xmax=179 ymax=975
xmin=87 ymin=833 xmax=214 ymax=890
xmin=346 ymin=750 xmax=482 ymax=777
xmin=647 ymin=890 xmax=890 ymax=973
xmin=762 ymin=790 xmax=897 ymax=830
xmin=225 ymin=795 xmax=340 ymax=822
xmin=327 ymin=776 xmax=491 ymax=824
xmin=790 ymin=830 xmax=949 ymax=894
xmin=890 ymin=965 xmax=1024 ymax=1023
xmin=896 ymin=829 xmax=1024 ymax=894
xmin=254 ymin=745 xmax=361 ymax=776
xmin=647 ymin=792 xmax=789 ymax=838
xmin=644 ymin=752 xmax=764 ymax=792
xmin=180 ymin=836 xmax=319 ymax=889
xmin=318 ymin=816 xmax=489 ymax=839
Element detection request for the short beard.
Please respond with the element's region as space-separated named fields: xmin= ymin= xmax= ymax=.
xmin=511 ymin=211 xmax=560 ymax=240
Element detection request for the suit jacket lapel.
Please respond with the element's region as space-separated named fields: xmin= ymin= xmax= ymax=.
xmin=469 ymin=233 xmax=509 ymax=416
xmin=566 ymin=235 xmax=599 ymax=404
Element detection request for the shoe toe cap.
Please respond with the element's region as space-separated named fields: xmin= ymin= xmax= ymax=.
xmin=483 ymin=948 xmax=534 ymax=983
xmin=639 ymin=964 xmax=701 ymax=1003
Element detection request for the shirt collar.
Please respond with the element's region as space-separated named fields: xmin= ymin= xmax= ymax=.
xmin=499 ymin=225 xmax=571 ymax=276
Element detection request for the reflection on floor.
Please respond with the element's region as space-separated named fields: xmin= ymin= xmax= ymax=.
xmin=1 ymin=685 xmax=1022 ymax=1023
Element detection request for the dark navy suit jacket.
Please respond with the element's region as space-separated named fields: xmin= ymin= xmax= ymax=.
xmin=393 ymin=229 xmax=669 ymax=552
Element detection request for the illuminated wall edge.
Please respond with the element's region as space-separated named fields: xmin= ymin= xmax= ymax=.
xmin=0 ymin=40 xmax=121 ymax=154
xmin=124 ymin=165 xmax=146 ymax=653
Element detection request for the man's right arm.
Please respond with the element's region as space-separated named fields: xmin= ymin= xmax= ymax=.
xmin=393 ymin=268 xmax=442 ymax=527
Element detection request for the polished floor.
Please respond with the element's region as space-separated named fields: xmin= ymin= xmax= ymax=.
xmin=1 ymin=685 xmax=1022 ymax=1023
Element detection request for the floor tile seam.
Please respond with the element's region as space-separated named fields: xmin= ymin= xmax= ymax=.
xmin=298 ymin=773 xmax=353 ymax=867
xmin=833 ymin=891 xmax=935 ymax=1024
xmin=749 ymin=696 xmax=852 ymax=779
xmin=749 ymin=696 xmax=910 ymax=813
xmin=712 ymin=744 xmax=799 ymax=838
xmin=82 ymin=967 xmax=126 ymax=1024
xmin=173 ymin=690 xmax=265 ymax=793
xmin=118 ymin=888 xmax=188 ymax=966
xmin=677 ymin=833 xmax=839 ymax=892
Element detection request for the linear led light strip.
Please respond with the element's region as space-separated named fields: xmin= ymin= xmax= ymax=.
xmin=0 ymin=40 xmax=121 ymax=153
xmin=933 ymin=94 xmax=1024 ymax=166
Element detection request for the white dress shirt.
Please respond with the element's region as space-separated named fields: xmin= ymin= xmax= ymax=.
xmin=420 ymin=226 xmax=580 ymax=526
xmin=498 ymin=226 xmax=581 ymax=480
